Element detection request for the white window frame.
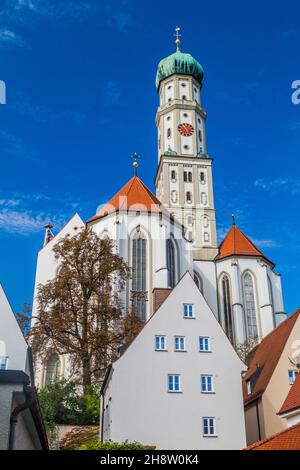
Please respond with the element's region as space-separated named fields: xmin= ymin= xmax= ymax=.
xmin=202 ymin=417 xmax=217 ymax=437
xmin=246 ymin=380 xmax=251 ymax=395
xmin=288 ymin=369 xmax=299 ymax=385
xmin=201 ymin=375 xmax=214 ymax=393
xmin=155 ymin=335 xmax=167 ymax=351
xmin=183 ymin=304 xmax=194 ymax=319
xmin=168 ymin=374 xmax=181 ymax=393
xmin=199 ymin=336 xmax=210 ymax=352
xmin=174 ymin=336 xmax=186 ymax=352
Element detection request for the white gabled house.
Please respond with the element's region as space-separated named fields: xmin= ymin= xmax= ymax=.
xmin=100 ymin=272 xmax=247 ymax=450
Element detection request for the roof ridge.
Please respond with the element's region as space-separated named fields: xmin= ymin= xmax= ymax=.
xmin=245 ymin=422 xmax=300 ymax=449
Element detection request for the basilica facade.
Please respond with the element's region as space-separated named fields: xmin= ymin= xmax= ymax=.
xmin=32 ymin=37 xmax=286 ymax=388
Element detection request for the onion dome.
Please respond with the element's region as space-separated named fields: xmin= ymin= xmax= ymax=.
xmin=155 ymin=50 xmax=204 ymax=91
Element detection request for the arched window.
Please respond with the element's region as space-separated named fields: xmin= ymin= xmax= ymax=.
xmin=194 ymin=272 xmax=203 ymax=293
xmin=243 ymin=272 xmax=258 ymax=340
xmin=167 ymin=128 xmax=171 ymax=139
xmin=167 ymin=239 xmax=176 ymax=288
xmin=45 ymin=353 xmax=60 ymax=385
xmin=186 ymin=192 xmax=192 ymax=203
xmin=221 ymin=275 xmax=234 ymax=344
xmin=131 ymin=229 xmax=147 ymax=321
xmin=188 ymin=172 xmax=193 ymax=182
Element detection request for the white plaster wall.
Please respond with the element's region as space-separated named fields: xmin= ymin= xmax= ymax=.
xmin=0 ymin=284 xmax=28 ymax=371
xmin=103 ymin=273 xmax=246 ymax=450
xmin=216 ymin=257 xmax=285 ymax=344
xmin=193 ymin=260 xmax=218 ymax=316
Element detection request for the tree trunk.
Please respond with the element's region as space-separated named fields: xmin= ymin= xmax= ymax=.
xmin=82 ymin=356 xmax=92 ymax=393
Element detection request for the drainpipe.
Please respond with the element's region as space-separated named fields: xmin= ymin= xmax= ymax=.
xmin=255 ymin=399 xmax=262 ymax=442
xmin=8 ymin=385 xmax=34 ymax=450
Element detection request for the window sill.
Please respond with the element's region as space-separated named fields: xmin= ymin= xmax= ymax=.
xmin=183 ymin=317 xmax=196 ymax=320
xmin=168 ymin=391 xmax=182 ymax=394
xmin=201 ymin=391 xmax=215 ymax=395
xmin=174 ymin=350 xmax=187 ymax=353
xmin=203 ymin=435 xmax=218 ymax=438
xmin=155 ymin=349 xmax=168 ymax=352
xmin=199 ymin=350 xmax=212 ymax=353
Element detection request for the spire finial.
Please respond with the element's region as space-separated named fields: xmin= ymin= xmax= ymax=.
xmin=44 ymin=221 xmax=54 ymax=247
xmin=174 ymin=26 xmax=181 ymax=51
xmin=231 ymin=213 xmax=236 ymax=226
xmin=131 ymin=152 xmax=140 ymax=176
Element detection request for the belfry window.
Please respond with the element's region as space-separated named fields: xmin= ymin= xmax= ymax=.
xmin=188 ymin=171 xmax=193 ymax=182
xmin=186 ymin=192 xmax=192 ymax=203
xmin=167 ymin=239 xmax=176 ymax=288
xmin=171 ymin=170 xmax=176 ymax=182
xmin=243 ymin=273 xmax=258 ymax=341
xmin=167 ymin=128 xmax=171 ymax=139
xmin=45 ymin=353 xmax=60 ymax=385
xmin=221 ymin=275 xmax=234 ymax=344
xmin=200 ymin=172 xmax=206 ymax=184
xmin=132 ymin=231 xmax=147 ymax=321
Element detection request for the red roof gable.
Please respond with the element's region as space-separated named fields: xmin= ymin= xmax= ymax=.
xmin=243 ymin=309 xmax=300 ymax=405
xmin=245 ymin=422 xmax=300 ymax=450
xmin=216 ymin=225 xmax=268 ymax=261
xmin=279 ymin=372 xmax=300 ymax=415
xmin=88 ymin=176 xmax=171 ymax=223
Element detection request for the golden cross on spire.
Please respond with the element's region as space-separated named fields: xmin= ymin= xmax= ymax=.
xmin=174 ymin=26 xmax=181 ymax=51
xmin=131 ymin=152 xmax=140 ymax=176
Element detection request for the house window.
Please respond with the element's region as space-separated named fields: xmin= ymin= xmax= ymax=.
xmin=246 ymin=380 xmax=251 ymax=395
xmin=155 ymin=335 xmax=166 ymax=351
xmin=0 ymin=356 xmax=8 ymax=370
xmin=183 ymin=304 xmax=194 ymax=318
xmin=200 ymin=172 xmax=205 ymax=184
xmin=203 ymin=417 xmax=217 ymax=437
xmin=184 ymin=171 xmax=188 ymax=182
xmin=131 ymin=231 xmax=147 ymax=321
xmin=174 ymin=336 xmax=186 ymax=351
xmin=168 ymin=374 xmax=181 ymax=392
xmin=188 ymin=171 xmax=192 ymax=182
xmin=199 ymin=337 xmax=210 ymax=352
xmin=171 ymin=170 xmax=177 ymax=182
xmin=221 ymin=275 xmax=234 ymax=345
xmin=201 ymin=375 xmax=214 ymax=393
xmin=167 ymin=239 xmax=176 ymax=288
xmin=288 ymin=370 xmax=299 ymax=385
xmin=243 ymin=272 xmax=258 ymax=341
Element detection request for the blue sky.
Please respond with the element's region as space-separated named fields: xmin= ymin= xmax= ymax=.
xmin=0 ymin=0 xmax=299 ymax=315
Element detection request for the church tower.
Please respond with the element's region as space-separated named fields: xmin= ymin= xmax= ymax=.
xmin=155 ymin=28 xmax=218 ymax=262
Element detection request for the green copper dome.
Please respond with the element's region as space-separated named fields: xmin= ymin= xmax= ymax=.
xmin=155 ymin=50 xmax=204 ymax=90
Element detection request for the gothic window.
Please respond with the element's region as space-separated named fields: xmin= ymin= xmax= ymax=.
xmin=131 ymin=230 xmax=147 ymax=321
xmin=243 ymin=272 xmax=258 ymax=340
xmin=186 ymin=191 xmax=192 ymax=203
xmin=167 ymin=239 xmax=176 ymax=288
xmin=221 ymin=275 xmax=234 ymax=344
xmin=167 ymin=128 xmax=171 ymax=139
xmin=45 ymin=353 xmax=60 ymax=385
xmin=194 ymin=272 xmax=203 ymax=293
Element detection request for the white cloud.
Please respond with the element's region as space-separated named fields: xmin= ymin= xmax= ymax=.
xmin=254 ymin=178 xmax=300 ymax=195
xmin=250 ymin=238 xmax=280 ymax=248
xmin=0 ymin=28 xmax=26 ymax=47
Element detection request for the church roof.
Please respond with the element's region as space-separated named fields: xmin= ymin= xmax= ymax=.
xmin=279 ymin=372 xmax=300 ymax=415
xmin=155 ymin=50 xmax=204 ymax=90
xmin=88 ymin=176 xmax=171 ymax=223
xmin=216 ymin=225 xmax=268 ymax=262
xmin=243 ymin=309 xmax=300 ymax=406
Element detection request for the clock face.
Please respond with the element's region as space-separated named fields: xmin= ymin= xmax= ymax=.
xmin=178 ymin=123 xmax=194 ymax=137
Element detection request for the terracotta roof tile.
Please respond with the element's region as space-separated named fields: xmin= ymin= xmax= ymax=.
xmin=279 ymin=372 xmax=300 ymax=415
xmin=245 ymin=422 xmax=300 ymax=450
xmin=216 ymin=225 xmax=270 ymax=262
xmin=243 ymin=309 xmax=300 ymax=405
xmin=153 ymin=288 xmax=172 ymax=313
xmin=88 ymin=176 xmax=171 ymax=223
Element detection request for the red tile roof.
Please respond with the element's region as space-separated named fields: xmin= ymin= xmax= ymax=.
xmin=243 ymin=309 xmax=300 ymax=405
xmin=216 ymin=225 xmax=270 ymax=262
xmin=87 ymin=176 xmax=171 ymax=223
xmin=279 ymin=373 xmax=300 ymax=415
xmin=245 ymin=422 xmax=300 ymax=450
xmin=153 ymin=288 xmax=173 ymax=313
